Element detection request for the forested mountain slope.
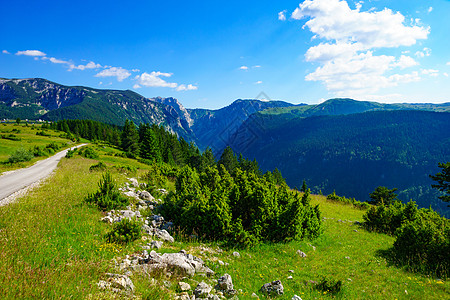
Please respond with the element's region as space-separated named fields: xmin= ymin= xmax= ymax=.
xmin=227 ymin=110 xmax=450 ymax=216
xmin=0 ymin=78 xmax=194 ymax=140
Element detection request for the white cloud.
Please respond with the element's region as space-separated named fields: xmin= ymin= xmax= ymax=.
xmin=44 ymin=57 xmax=70 ymax=64
xmin=133 ymin=84 xmax=141 ymax=89
xmin=291 ymin=0 xmax=429 ymax=96
xmin=16 ymin=50 xmax=46 ymax=57
xmin=428 ymin=7 xmax=433 ymax=13
xmin=2 ymin=50 xmax=10 ymax=54
xmin=278 ymin=10 xmax=287 ymax=21
xmin=176 ymin=84 xmax=198 ymax=91
xmin=135 ymin=71 xmax=197 ymax=91
xmin=135 ymin=71 xmax=177 ymax=88
xmin=292 ymin=0 xmax=428 ymax=49
xmin=393 ymin=55 xmax=418 ymax=69
xmin=255 ymin=81 xmax=263 ymax=84
xmin=70 ymin=61 xmax=102 ymax=71
xmin=252 ymin=65 xmax=261 ymax=68
xmin=239 ymin=65 xmax=249 ymax=70
xmin=95 ymin=67 xmax=131 ymax=82
xmin=446 ymin=62 xmax=450 ymax=66
xmin=132 ymin=69 xmax=140 ymax=72
xmin=421 ymin=69 xmax=439 ymax=77
xmin=415 ymin=47 xmax=431 ymax=58
xmin=444 ymin=73 xmax=449 ymax=77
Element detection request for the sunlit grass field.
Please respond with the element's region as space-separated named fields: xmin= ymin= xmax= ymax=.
xmin=0 ymin=122 xmax=78 ymax=173
xmin=0 ymin=145 xmax=448 ymax=299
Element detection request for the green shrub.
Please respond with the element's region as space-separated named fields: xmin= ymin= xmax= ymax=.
xmin=392 ymin=212 xmax=449 ymax=277
xmin=32 ymin=146 xmax=49 ymax=157
xmin=45 ymin=142 xmax=60 ymax=152
xmin=65 ymin=148 xmax=77 ymax=158
xmin=114 ymin=164 xmax=137 ymax=174
xmin=314 ymin=277 xmax=343 ymax=295
xmin=80 ymin=147 xmax=99 ymax=159
xmin=7 ymin=148 xmax=34 ymax=163
xmin=84 ymin=172 xmax=129 ymax=211
xmin=105 ymin=218 xmax=142 ymax=244
xmin=162 ymin=165 xmax=322 ymax=247
xmin=89 ymin=161 xmax=107 ymax=172
xmin=364 ymin=201 xmax=449 ymax=277
xmin=1 ymin=134 xmax=21 ymax=141
xmin=36 ymin=130 xmax=51 ymax=137
xmin=326 ymin=191 xmax=370 ymax=210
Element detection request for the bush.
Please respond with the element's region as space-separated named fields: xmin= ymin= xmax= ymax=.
xmin=326 ymin=191 xmax=370 ymax=210
xmin=31 ymin=146 xmax=49 ymax=157
xmin=105 ymin=218 xmax=142 ymax=244
xmin=314 ymin=277 xmax=343 ymax=295
xmin=36 ymin=130 xmax=51 ymax=137
xmin=8 ymin=148 xmax=34 ymax=163
xmin=162 ymin=165 xmax=322 ymax=247
xmin=114 ymin=164 xmax=137 ymax=174
xmin=392 ymin=212 xmax=449 ymax=277
xmin=80 ymin=147 xmax=99 ymax=159
xmin=89 ymin=161 xmax=107 ymax=172
xmin=65 ymin=148 xmax=77 ymax=158
xmin=364 ymin=201 xmax=450 ymax=277
xmin=84 ymin=172 xmax=129 ymax=211
xmin=1 ymin=134 xmax=21 ymax=141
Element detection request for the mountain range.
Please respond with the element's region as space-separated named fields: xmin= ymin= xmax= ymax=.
xmin=1 ymin=77 xmax=449 ymax=215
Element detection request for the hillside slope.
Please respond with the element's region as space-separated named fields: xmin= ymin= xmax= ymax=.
xmin=188 ymin=99 xmax=297 ymax=151
xmin=0 ymin=78 xmax=194 ymax=140
xmin=227 ymin=110 xmax=450 ymax=216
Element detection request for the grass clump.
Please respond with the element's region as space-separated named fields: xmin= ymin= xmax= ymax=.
xmin=84 ymin=172 xmax=129 ymax=211
xmin=105 ymin=218 xmax=142 ymax=244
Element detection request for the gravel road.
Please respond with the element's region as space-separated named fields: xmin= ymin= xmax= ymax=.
xmin=0 ymin=144 xmax=87 ymax=206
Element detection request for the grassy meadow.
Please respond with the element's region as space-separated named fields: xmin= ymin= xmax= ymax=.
xmin=0 ymin=122 xmax=78 ymax=173
xmin=0 ymin=141 xmax=448 ymax=299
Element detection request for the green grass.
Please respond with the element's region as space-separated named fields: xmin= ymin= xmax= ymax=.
xmin=0 ymin=123 xmax=77 ymax=173
xmin=0 ymin=151 xmax=448 ymax=299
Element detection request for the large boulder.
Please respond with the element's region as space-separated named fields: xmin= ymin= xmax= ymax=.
xmin=154 ymin=228 xmax=174 ymax=243
xmin=260 ymin=280 xmax=284 ymax=296
xmin=215 ymin=273 xmax=237 ymax=296
xmin=194 ymin=281 xmax=212 ymax=298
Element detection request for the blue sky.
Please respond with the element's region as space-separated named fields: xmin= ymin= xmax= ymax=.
xmin=1 ymin=0 xmax=450 ymax=109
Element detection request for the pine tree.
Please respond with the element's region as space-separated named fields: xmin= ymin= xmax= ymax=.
xmin=121 ymin=120 xmax=139 ymax=156
xmin=140 ymin=127 xmax=161 ymax=162
xmin=218 ymin=146 xmax=238 ymax=175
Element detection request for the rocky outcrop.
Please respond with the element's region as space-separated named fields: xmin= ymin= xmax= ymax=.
xmin=118 ymin=250 xmax=214 ymax=277
xmin=260 ymin=280 xmax=284 ymax=296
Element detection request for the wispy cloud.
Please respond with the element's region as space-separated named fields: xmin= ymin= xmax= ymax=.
xmin=95 ymin=67 xmax=131 ymax=82
xmin=239 ymin=65 xmax=249 ymax=70
xmin=291 ymin=0 xmax=429 ymax=96
xmin=2 ymin=50 xmax=10 ymax=54
xmin=415 ymin=47 xmax=431 ymax=58
xmin=70 ymin=61 xmax=102 ymax=71
xmin=135 ymin=71 xmax=197 ymax=91
xmin=255 ymin=81 xmax=263 ymax=84
xmin=278 ymin=10 xmax=287 ymax=21
xmin=16 ymin=50 xmax=46 ymax=57
xmin=176 ymin=84 xmax=198 ymax=91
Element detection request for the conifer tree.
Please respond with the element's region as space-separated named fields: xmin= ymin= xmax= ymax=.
xmin=121 ymin=119 xmax=139 ymax=156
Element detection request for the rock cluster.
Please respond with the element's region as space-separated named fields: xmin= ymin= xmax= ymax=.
xmin=117 ymin=249 xmax=214 ymax=277
xmin=260 ymin=280 xmax=284 ymax=296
